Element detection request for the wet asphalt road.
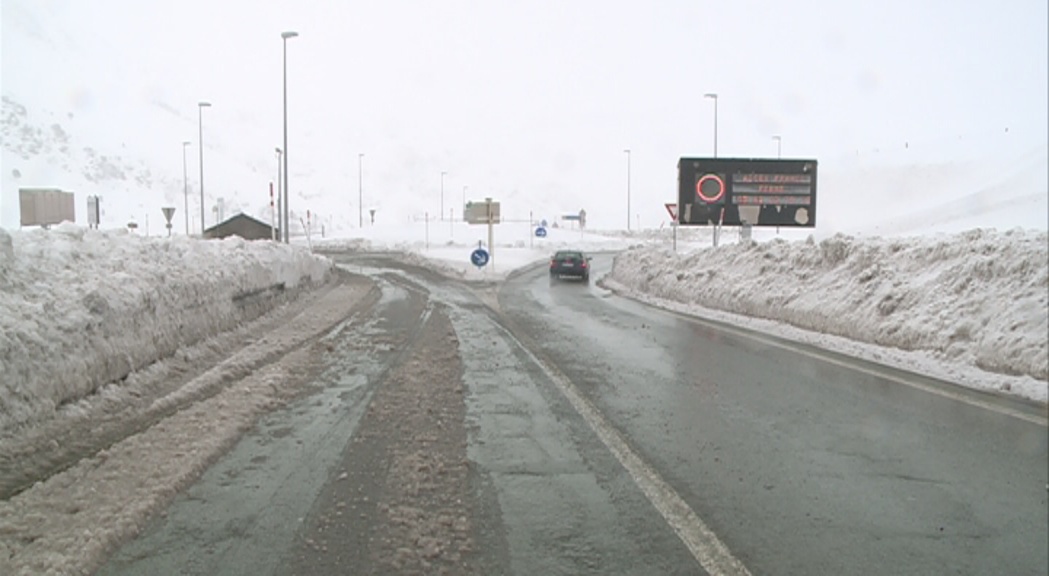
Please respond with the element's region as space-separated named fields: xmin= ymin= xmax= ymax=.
xmin=500 ymin=255 xmax=1048 ymax=575
xmin=99 ymin=252 xmax=1047 ymax=575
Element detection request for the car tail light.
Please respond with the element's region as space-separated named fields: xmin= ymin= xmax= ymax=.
xmin=550 ymin=259 xmax=556 ymax=268
xmin=580 ymin=261 xmax=588 ymax=268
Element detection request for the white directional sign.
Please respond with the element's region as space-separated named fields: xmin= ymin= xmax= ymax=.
xmin=465 ymin=200 xmax=500 ymax=224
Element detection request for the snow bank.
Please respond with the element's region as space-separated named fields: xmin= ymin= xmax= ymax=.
xmin=0 ymin=225 xmax=334 ymax=434
xmin=608 ymin=229 xmax=1048 ymax=381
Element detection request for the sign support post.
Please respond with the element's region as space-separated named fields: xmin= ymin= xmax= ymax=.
xmin=161 ymin=207 xmax=176 ymax=237
xmin=486 ymin=197 xmax=494 ymax=271
xmin=270 ymin=182 xmax=276 ymax=241
xmin=665 ymin=202 xmax=679 ymax=252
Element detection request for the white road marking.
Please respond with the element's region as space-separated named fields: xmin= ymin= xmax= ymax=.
xmin=595 ymin=263 xmax=1046 ymax=428
xmin=676 ymin=314 xmax=1048 ymax=428
xmin=493 ymin=321 xmax=753 ymax=576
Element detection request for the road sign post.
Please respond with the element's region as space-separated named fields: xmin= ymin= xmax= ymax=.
xmin=465 ymin=198 xmax=500 ymax=270
xmin=161 ymin=207 xmax=176 ymax=237
xmin=665 ymin=202 xmax=679 ymax=252
xmin=486 ymin=198 xmax=494 ymax=271
xmin=470 ymin=241 xmax=490 ymax=269
xmin=87 ymin=196 xmax=100 ymax=229
xmin=272 ymin=181 xmax=281 ymax=240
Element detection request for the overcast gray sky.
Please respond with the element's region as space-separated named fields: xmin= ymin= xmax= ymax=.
xmin=3 ymin=0 xmax=1047 ymax=229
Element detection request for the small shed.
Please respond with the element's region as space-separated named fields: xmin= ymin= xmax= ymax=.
xmin=203 ymin=213 xmax=279 ymax=241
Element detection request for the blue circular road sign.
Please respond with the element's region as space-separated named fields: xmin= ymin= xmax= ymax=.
xmin=470 ymin=248 xmax=490 ymax=267
xmin=535 ymin=226 xmax=547 ymax=238
xmin=540 ymin=219 xmax=548 ymax=227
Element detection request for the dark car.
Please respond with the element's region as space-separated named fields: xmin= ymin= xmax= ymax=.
xmin=549 ymin=250 xmax=591 ymax=284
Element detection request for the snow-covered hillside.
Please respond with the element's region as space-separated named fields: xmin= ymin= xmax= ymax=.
xmin=819 ymin=145 xmax=1048 ymax=236
xmin=4 ymin=0 xmax=1047 ymax=236
xmin=0 ymin=225 xmax=333 ymax=435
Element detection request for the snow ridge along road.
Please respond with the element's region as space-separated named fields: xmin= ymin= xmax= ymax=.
xmin=0 ymin=272 xmax=374 ymax=576
xmin=0 ymin=226 xmax=335 ymax=435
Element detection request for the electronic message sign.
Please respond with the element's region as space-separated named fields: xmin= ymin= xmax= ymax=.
xmin=677 ymin=158 xmax=818 ymax=227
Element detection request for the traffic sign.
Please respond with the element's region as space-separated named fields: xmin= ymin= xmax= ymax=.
xmin=470 ymin=248 xmax=490 ymax=267
xmin=677 ymin=157 xmax=817 ymax=227
xmin=540 ymin=219 xmax=548 ymax=227
xmin=665 ymin=203 xmax=678 ymax=221
xmin=696 ymin=173 xmax=727 ymax=204
xmin=535 ymin=226 xmax=547 ymax=238
xmin=465 ymin=200 xmax=501 ymax=224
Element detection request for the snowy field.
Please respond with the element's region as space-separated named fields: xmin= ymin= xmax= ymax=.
xmin=0 ymin=224 xmax=333 ymax=435
xmin=313 ymin=218 xmax=635 ymax=281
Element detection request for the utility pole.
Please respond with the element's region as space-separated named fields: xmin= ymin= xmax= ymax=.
xmin=623 ymin=149 xmax=631 ymax=231
xmin=358 ymin=153 xmax=364 ymax=228
xmin=181 ymin=141 xmax=191 ymax=234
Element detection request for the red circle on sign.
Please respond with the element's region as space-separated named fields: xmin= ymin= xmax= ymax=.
xmin=696 ymin=173 xmax=726 ymax=203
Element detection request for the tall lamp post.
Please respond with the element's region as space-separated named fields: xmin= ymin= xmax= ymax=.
xmin=181 ymin=141 xmax=191 ymax=235
xmin=704 ymin=93 xmax=718 ymax=157
xmin=281 ymin=30 xmax=299 ymax=243
xmin=440 ymin=171 xmax=447 ymax=221
xmin=623 ymin=149 xmax=631 ymax=231
xmin=275 ymin=147 xmax=283 ymax=235
xmin=773 ymin=135 xmax=782 ymax=158
xmin=358 ymin=153 xmax=364 ymax=228
xmin=197 ymin=102 xmax=211 ymax=235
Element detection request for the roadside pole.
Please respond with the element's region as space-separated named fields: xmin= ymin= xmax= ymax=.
xmin=529 ymin=210 xmax=533 ymax=249
xmin=486 ymin=197 xmax=494 ymax=272
xmin=270 ymin=183 xmax=276 ymax=241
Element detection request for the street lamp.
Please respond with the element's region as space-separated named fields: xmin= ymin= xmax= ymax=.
xmin=197 ymin=101 xmax=211 ymax=235
xmin=773 ymin=135 xmax=782 ymax=159
xmin=275 ymin=147 xmax=283 ymax=235
xmin=704 ymin=93 xmax=718 ymax=157
xmin=181 ymin=141 xmax=191 ymax=235
xmin=281 ymin=30 xmax=299 ymax=243
xmin=440 ymin=171 xmax=447 ymax=221
xmin=358 ymin=153 xmax=364 ymax=228
xmin=623 ymin=149 xmax=631 ymax=231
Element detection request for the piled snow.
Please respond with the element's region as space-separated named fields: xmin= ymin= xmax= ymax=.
xmin=0 ymin=224 xmax=334 ymax=434
xmin=607 ymin=229 xmax=1049 ymax=383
